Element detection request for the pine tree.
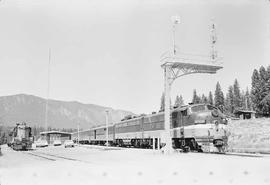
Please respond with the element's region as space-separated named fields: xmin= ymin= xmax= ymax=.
xmin=174 ymin=95 xmax=184 ymax=107
xmin=160 ymin=92 xmax=165 ymax=111
xmin=201 ymin=94 xmax=208 ymax=103
xmin=192 ymin=89 xmax=201 ymax=104
xmin=233 ymin=79 xmax=242 ymax=109
xmin=245 ymin=87 xmax=252 ymax=110
xmin=214 ymin=82 xmax=225 ymax=111
xmin=260 ymin=66 xmax=270 ymax=116
xmin=179 ymin=95 xmax=184 ymax=106
xmin=225 ymin=85 xmax=234 ymax=113
xmin=251 ymin=69 xmax=261 ymax=112
xmin=208 ymin=91 xmax=213 ymax=105
xmin=240 ymin=90 xmax=246 ymax=109
xmin=160 ymin=92 xmax=172 ymax=110
xmin=251 ymin=66 xmax=270 ymax=116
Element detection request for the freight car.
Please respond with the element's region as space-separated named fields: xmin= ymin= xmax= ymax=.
xmin=72 ymin=104 xmax=228 ymax=152
xmin=8 ymin=123 xmax=33 ymax=151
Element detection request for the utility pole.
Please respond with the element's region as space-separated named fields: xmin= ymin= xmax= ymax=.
xmin=77 ymin=124 xmax=80 ymax=144
xmin=105 ymin=110 xmax=109 ymax=147
xmin=45 ymin=48 xmax=51 ymax=131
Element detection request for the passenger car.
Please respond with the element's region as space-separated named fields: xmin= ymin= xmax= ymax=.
xmin=71 ymin=103 xmax=228 ymax=152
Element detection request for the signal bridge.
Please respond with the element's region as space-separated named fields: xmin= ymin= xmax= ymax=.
xmin=161 ymin=16 xmax=223 ymax=154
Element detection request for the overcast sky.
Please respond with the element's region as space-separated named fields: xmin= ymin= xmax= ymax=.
xmin=0 ymin=0 xmax=269 ymax=114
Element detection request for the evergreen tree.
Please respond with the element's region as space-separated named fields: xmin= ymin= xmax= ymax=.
xmin=240 ymin=90 xmax=246 ymax=109
xmin=233 ymin=79 xmax=242 ymax=109
xmin=260 ymin=66 xmax=270 ymax=116
xmin=214 ymin=82 xmax=225 ymax=111
xmin=192 ymin=89 xmax=201 ymax=104
xmin=245 ymin=87 xmax=252 ymax=110
xmin=225 ymin=85 xmax=234 ymax=113
xmin=174 ymin=95 xmax=184 ymax=107
xmin=201 ymin=94 xmax=208 ymax=103
xmin=251 ymin=69 xmax=261 ymax=112
xmin=160 ymin=92 xmax=172 ymax=111
xmin=251 ymin=66 xmax=270 ymax=116
xmin=266 ymin=66 xmax=270 ymax=93
xmin=179 ymin=95 xmax=184 ymax=106
xmin=160 ymin=92 xmax=165 ymax=111
xmin=208 ymin=91 xmax=213 ymax=105
xmin=261 ymin=94 xmax=270 ymax=116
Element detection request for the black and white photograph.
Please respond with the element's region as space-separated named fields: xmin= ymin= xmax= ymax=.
xmin=0 ymin=0 xmax=270 ymax=185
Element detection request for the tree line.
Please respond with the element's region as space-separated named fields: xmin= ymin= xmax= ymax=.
xmin=160 ymin=65 xmax=270 ymax=117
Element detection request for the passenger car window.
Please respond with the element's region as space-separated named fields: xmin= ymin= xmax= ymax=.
xmin=172 ymin=112 xmax=178 ymax=119
xmin=207 ymin=105 xmax=217 ymax=110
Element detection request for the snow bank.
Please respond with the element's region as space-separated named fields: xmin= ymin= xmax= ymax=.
xmin=227 ymin=118 xmax=270 ymax=153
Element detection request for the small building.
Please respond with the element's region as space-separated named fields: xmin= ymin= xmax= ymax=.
xmin=234 ymin=110 xmax=256 ymax=120
xmin=40 ymin=131 xmax=72 ymax=144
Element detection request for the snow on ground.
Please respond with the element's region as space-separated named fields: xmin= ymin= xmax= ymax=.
xmin=1 ymin=144 xmax=270 ymax=185
xmin=227 ymin=118 xmax=270 ymax=153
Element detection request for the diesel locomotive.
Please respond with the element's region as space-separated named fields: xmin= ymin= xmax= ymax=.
xmin=72 ymin=103 xmax=228 ymax=152
xmin=8 ymin=123 xmax=33 ymax=151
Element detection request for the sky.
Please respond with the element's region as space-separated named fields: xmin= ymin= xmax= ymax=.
xmin=0 ymin=0 xmax=269 ymax=114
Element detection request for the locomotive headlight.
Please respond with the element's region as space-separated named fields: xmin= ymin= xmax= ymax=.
xmin=222 ymin=118 xmax=228 ymax=124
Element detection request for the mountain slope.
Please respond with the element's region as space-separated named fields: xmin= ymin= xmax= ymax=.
xmin=0 ymin=94 xmax=134 ymax=129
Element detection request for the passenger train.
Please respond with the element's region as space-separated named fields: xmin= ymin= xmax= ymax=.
xmin=71 ymin=104 xmax=228 ymax=152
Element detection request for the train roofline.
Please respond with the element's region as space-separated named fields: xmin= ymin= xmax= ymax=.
xmin=71 ymin=103 xmax=216 ymax=134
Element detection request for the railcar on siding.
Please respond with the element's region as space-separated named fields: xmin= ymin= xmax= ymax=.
xmin=8 ymin=123 xmax=33 ymax=151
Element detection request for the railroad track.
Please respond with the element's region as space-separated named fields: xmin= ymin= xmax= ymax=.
xmin=23 ymin=150 xmax=94 ymax=163
xmin=202 ymin=151 xmax=264 ymax=158
xmin=79 ymin=144 xmax=267 ymax=158
xmin=25 ymin=152 xmax=57 ymax=161
xmin=36 ymin=151 xmax=93 ymax=163
xmin=22 ymin=151 xmax=57 ymax=161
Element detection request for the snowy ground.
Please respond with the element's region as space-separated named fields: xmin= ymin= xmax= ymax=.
xmin=1 ymin=145 xmax=270 ymax=185
xmin=227 ymin=118 xmax=270 ymax=153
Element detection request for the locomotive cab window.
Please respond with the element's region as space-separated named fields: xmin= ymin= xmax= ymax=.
xmin=191 ymin=105 xmax=205 ymax=112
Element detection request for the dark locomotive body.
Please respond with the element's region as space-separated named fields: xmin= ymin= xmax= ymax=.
xmin=72 ymin=104 xmax=227 ymax=152
xmin=8 ymin=123 xmax=33 ymax=151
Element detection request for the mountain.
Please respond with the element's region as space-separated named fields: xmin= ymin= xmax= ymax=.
xmin=0 ymin=94 xmax=134 ymax=129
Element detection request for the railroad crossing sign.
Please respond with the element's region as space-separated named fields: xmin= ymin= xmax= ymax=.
xmin=161 ymin=16 xmax=223 ymax=154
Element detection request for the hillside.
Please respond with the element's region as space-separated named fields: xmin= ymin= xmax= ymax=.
xmin=0 ymin=94 xmax=134 ymax=129
xmin=227 ymin=118 xmax=270 ymax=153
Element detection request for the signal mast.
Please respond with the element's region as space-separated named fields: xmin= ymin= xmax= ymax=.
xmin=160 ymin=17 xmax=223 ymax=154
xmin=210 ymin=19 xmax=218 ymax=63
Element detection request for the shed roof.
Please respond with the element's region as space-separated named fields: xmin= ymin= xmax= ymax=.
xmin=40 ymin=130 xmax=72 ymax=135
xmin=234 ymin=110 xmax=256 ymax=114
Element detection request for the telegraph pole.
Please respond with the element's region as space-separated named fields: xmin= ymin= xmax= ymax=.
xmin=77 ymin=124 xmax=80 ymax=144
xmin=105 ymin=110 xmax=109 ymax=147
xmin=45 ymin=48 xmax=51 ymax=131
